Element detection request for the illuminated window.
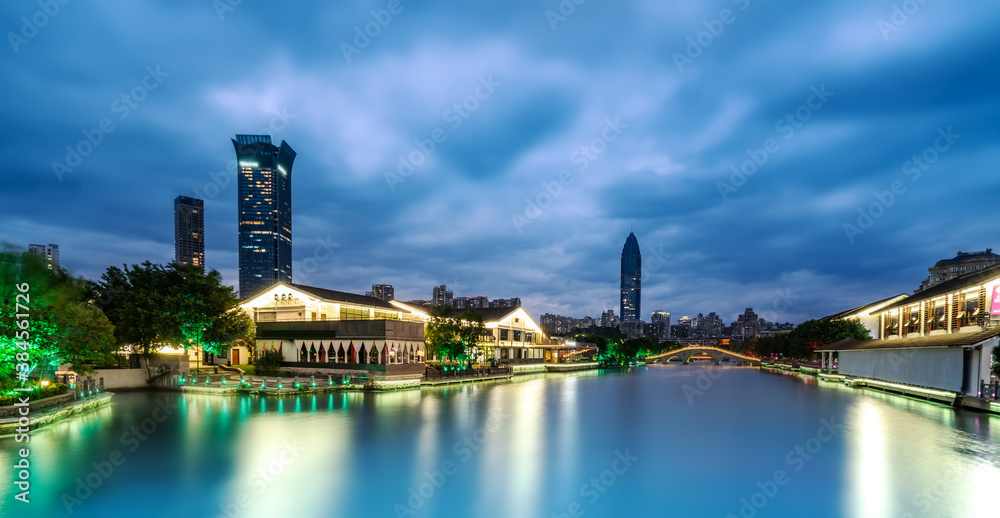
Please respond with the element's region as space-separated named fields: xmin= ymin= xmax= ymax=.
xmin=929 ymin=301 xmax=946 ymax=331
xmin=957 ymin=291 xmax=979 ymax=327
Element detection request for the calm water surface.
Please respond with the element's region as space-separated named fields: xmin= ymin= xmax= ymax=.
xmin=2 ymin=366 xmax=999 ymax=518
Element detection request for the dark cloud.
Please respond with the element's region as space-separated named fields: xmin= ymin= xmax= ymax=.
xmin=3 ymin=0 xmax=999 ymax=324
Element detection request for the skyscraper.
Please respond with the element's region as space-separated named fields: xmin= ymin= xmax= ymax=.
xmin=233 ymin=134 xmax=296 ymax=297
xmin=620 ymin=231 xmax=641 ymax=322
xmin=28 ymin=243 xmax=59 ymax=270
xmin=173 ymin=196 xmax=205 ymax=268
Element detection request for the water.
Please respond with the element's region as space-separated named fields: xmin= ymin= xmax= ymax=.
xmin=2 ymin=366 xmax=999 ymax=518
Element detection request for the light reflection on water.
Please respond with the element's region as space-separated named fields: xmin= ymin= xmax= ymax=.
xmin=0 ymin=367 xmax=997 ymax=518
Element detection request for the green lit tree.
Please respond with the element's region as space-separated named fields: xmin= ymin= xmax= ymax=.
xmin=0 ymin=244 xmax=116 ymax=385
xmin=425 ymin=305 xmax=486 ymax=367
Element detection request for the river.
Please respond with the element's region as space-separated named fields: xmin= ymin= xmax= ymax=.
xmin=2 ymin=366 xmax=998 ymax=517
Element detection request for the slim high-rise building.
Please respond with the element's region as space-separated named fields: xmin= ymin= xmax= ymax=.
xmin=233 ymin=134 xmax=296 ymax=298
xmin=620 ymin=232 xmax=641 ymax=322
xmin=28 ymin=243 xmax=59 ymax=270
xmin=174 ymin=196 xmax=205 ymax=268
xmin=651 ymin=310 xmax=671 ymax=340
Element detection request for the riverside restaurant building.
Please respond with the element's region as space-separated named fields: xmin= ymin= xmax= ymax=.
xmin=818 ymin=265 xmax=1000 ymax=396
xmin=390 ymin=302 xmax=558 ymax=363
xmin=238 ymin=282 xmax=427 ymax=368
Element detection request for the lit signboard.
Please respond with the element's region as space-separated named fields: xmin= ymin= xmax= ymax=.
xmin=990 ymin=285 xmax=1000 ymax=316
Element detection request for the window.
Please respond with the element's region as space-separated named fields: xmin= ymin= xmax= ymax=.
xmin=905 ymin=306 xmax=920 ymax=334
xmin=500 ymin=329 xmax=509 ymax=341
xmin=884 ymin=314 xmax=899 ymax=336
xmin=957 ymin=291 xmax=979 ymax=327
xmin=514 ymin=330 xmax=522 ymax=341
xmin=929 ymin=301 xmax=946 ymax=331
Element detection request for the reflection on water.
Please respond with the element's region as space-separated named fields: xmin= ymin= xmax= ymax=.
xmin=1 ymin=367 xmax=997 ymax=518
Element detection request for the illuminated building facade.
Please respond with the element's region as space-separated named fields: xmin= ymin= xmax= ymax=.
xmin=620 ymin=232 xmax=641 ymax=321
xmin=173 ymin=195 xmax=204 ymax=268
xmin=820 ymin=266 xmax=1000 ymax=396
xmin=239 ymin=282 xmax=426 ymax=366
xmin=234 ymin=134 xmax=295 ymax=297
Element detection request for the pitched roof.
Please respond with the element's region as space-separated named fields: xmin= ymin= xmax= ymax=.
xmin=822 ymin=293 xmax=909 ymax=321
xmin=882 ymin=263 xmax=1000 ymax=312
xmin=390 ymin=302 xmax=522 ymax=324
xmin=816 ymin=328 xmax=1000 ymax=351
xmin=286 ymin=283 xmax=398 ymax=310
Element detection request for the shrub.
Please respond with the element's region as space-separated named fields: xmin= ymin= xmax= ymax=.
xmin=254 ymin=350 xmax=283 ymax=377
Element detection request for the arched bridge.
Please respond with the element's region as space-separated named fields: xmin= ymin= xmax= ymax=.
xmin=645 ymin=346 xmax=760 ymax=366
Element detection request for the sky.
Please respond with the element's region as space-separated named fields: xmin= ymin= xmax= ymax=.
xmin=3 ymin=0 xmax=999 ymax=325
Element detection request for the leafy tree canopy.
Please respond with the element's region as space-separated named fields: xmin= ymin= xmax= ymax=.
xmin=0 ymin=243 xmax=117 ymax=382
xmin=425 ymin=305 xmax=487 ymax=366
xmin=88 ymin=262 xmax=254 ymax=356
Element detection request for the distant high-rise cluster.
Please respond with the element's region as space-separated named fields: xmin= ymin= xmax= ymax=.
xmin=539 ymin=313 xmax=598 ymax=335
xmin=411 ymin=285 xmax=521 ymax=310
xmin=173 ymin=196 xmax=204 ymax=268
xmin=233 ymin=134 xmax=295 ymax=298
xmin=620 ymin=232 xmax=641 ymax=322
xmin=28 ymin=243 xmax=59 ymax=270
xmin=366 ymin=284 xmax=395 ymax=302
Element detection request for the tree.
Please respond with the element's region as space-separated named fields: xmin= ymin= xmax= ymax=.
xmin=0 ymin=244 xmax=117 ymax=384
xmin=745 ymin=319 xmax=871 ymax=360
xmin=788 ymin=318 xmax=871 ymax=359
xmin=254 ymin=350 xmax=283 ymax=377
xmin=425 ymin=305 xmax=486 ymax=366
xmin=89 ymin=262 xmax=254 ymax=358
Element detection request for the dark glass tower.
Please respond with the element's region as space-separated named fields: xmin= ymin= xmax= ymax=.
xmin=620 ymin=232 xmax=641 ymax=322
xmin=233 ymin=134 xmax=296 ymax=298
xmin=174 ymin=196 xmax=205 ymax=268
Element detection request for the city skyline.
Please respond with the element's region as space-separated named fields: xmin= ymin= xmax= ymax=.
xmin=4 ymin=3 xmax=999 ymax=324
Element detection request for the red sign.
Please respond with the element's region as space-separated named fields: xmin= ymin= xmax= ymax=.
xmin=991 ymin=285 xmax=1000 ymax=316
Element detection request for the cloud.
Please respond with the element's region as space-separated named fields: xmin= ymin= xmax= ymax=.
xmin=3 ymin=0 xmax=999 ymax=324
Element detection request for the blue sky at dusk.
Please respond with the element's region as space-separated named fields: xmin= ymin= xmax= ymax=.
xmin=3 ymin=1 xmax=999 ymax=324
